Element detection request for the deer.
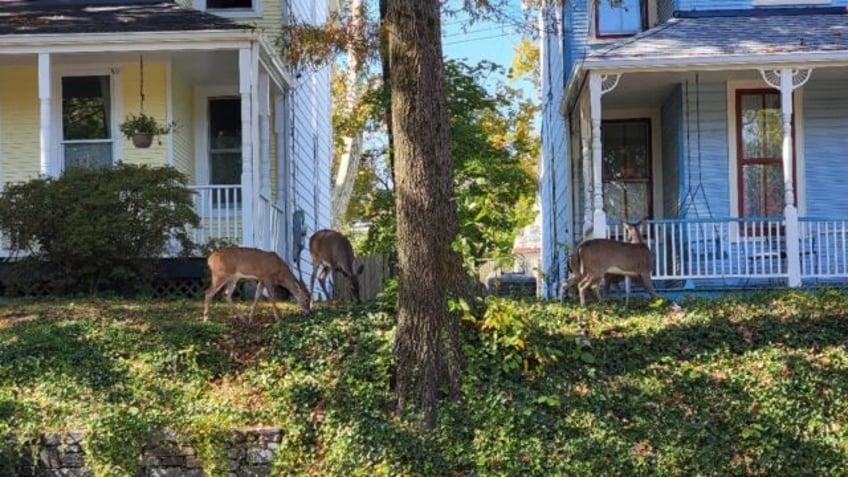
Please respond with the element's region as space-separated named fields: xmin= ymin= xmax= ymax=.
xmin=567 ymin=218 xmax=657 ymax=306
xmin=203 ymin=247 xmax=311 ymax=322
xmin=309 ymin=229 xmax=365 ymax=303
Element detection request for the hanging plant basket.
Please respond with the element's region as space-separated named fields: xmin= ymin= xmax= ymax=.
xmin=131 ymin=132 xmax=154 ymax=148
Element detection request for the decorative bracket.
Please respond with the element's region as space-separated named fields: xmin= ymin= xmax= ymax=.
xmin=601 ymin=73 xmax=621 ymax=95
xmin=760 ymin=68 xmax=813 ymax=91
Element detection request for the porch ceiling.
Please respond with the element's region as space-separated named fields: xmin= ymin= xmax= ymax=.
xmin=0 ymin=50 xmax=240 ymax=87
xmin=601 ymin=66 xmax=848 ymax=110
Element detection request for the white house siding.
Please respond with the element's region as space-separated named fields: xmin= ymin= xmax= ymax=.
xmin=803 ymin=78 xmax=848 ymax=217
xmin=677 ymin=0 xmax=848 ymax=10
xmin=540 ymin=5 xmax=570 ymax=298
xmin=289 ymin=0 xmax=333 ymax=277
xmin=679 ymin=78 xmax=729 ymax=218
xmin=171 ymin=67 xmax=195 ymax=182
xmin=661 ymin=84 xmax=682 ymax=218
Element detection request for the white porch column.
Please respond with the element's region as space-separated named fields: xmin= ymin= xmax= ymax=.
xmin=38 ymin=53 xmax=52 ymax=176
xmin=239 ymin=47 xmax=256 ymax=247
xmin=588 ymin=72 xmax=621 ymax=238
xmin=761 ymin=68 xmax=812 ymax=288
xmin=258 ymin=71 xmax=271 ymax=250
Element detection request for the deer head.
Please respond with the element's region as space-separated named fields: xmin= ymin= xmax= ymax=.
xmin=309 ymin=229 xmax=365 ymax=303
xmin=203 ymin=247 xmax=311 ymax=322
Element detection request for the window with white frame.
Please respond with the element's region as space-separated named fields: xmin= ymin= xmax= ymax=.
xmin=61 ymin=75 xmax=114 ymax=170
xmin=198 ymin=0 xmax=261 ymax=16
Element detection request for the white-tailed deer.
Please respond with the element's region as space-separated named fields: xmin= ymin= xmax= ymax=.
xmin=567 ymin=219 xmax=657 ymax=306
xmin=309 ymin=229 xmax=364 ymax=303
xmin=203 ymin=247 xmax=311 ymax=322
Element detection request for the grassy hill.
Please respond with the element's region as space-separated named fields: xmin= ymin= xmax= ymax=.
xmin=1 ymin=291 xmax=846 ymax=475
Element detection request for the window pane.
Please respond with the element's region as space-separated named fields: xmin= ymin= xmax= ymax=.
xmin=598 ymin=0 xmax=642 ymax=36
xmin=740 ymin=92 xmax=781 ymax=160
xmin=210 ymin=99 xmax=241 ymax=150
xmin=64 ymin=143 xmax=113 ymax=170
xmin=208 ymin=0 xmax=252 ymax=8
xmin=743 ymin=164 xmax=765 ymax=217
xmin=604 ymin=182 xmax=649 ymax=223
xmin=602 ymin=122 xmax=649 ymax=180
xmin=62 ymin=76 xmax=110 ymax=140
xmin=210 ymin=152 xmax=241 ymax=185
xmin=765 ymin=163 xmax=785 ymax=216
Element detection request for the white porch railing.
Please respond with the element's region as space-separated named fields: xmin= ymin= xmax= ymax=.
xmin=190 ymin=185 xmax=243 ymax=248
xmin=258 ymin=193 xmax=286 ymax=258
xmin=603 ymin=217 xmax=848 ymax=286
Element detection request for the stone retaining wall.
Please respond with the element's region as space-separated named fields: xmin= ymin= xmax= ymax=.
xmin=6 ymin=428 xmax=281 ymax=477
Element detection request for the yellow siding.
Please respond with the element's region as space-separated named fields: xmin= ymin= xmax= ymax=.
xmin=120 ymin=62 xmax=169 ymax=167
xmin=171 ymin=68 xmax=196 ymax=182
xmin=0 ymin=66 xmax=40 ymax=184
xmin=255 ymin=0 xmax=283 ymax=34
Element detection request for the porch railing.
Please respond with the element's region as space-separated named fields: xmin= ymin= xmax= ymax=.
xmin=190 ymin=185 xmax=243 ymax=248
xmin=604 ymin=217 xmax=848 ymax=286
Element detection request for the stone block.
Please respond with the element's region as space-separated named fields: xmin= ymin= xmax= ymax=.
xmin=246 ymin=449 xmax=272 ymax=465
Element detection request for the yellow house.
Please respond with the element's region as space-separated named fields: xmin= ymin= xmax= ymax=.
xmin=0 ymin=0 xmax=335 ymax=267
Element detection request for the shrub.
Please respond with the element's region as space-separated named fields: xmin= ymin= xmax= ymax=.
xmin=0 ymin=163 xmax=199 ymax=294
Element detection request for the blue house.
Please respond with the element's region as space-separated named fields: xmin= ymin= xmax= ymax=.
xmin=539 ymin=0 xmax=848 ymax=297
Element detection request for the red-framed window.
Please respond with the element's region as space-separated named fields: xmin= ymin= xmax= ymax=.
xmin=735 ymin=89 xmax=795 ymax=219
xmin=602 ymin=119 xmax=653 ymax=223
xmin=596 ymin=0 xmax=647 ymax=38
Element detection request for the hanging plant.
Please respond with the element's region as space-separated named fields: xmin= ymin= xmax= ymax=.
xmin=119 ymin=55 xmax=176 ymax=148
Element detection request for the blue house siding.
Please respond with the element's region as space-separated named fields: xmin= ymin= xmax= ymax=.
xmin=540 ymin=5 xmax=570 ymax=298
xmin=679 ymin=78 xmax=729 ymax=218
xmin=564 ymin=0 xmax=590 ymax=86
xmin=803 ymin=78 xmax=848 ymax=217
xmin=661 ymin=84 xmax=683 ymax=218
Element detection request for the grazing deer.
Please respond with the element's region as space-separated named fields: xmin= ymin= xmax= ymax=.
xmin=203 ymin=247 xmax=311 ymax=322
xmin=309 ymin=229 xmax=365 ymax=303
xmin=569 ymin=219 xmax=657 ymax=306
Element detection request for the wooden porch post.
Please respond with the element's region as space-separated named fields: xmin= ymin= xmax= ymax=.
xmin=762 ymin=68 xmax=812 ymax=288
xmin=38 ymin=53 xmax=52 ymax=177
xmin=589 ymin=72 xmax=621 ymax=239
xmin=258 ymin=71 xmax=271 ymax=251
xmin=589 ymin=73 xmax=606 ymax=238
xmin=239 ymin=47 xmax=256 ymax=247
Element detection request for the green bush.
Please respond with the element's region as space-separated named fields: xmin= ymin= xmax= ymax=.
xmin=0 ymin=163 xmax=199 ymax=294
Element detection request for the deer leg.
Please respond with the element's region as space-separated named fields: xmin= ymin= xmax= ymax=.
xmin=223 ymin=278 xmax=246 ymax=321
xmin=246 ymin=280 xmax=265 ymax=323
xmin=317 ymin=266 xmax=332 ymax=301
xmin=203 ymin=274 xmax=228 ymax=322
xmin=624 ymin=276 xmax=631 ymax=307
xmin=309 ymin=262 xmax=321 ymax=301
xmin=263 ymin=279 xmax=281 ymax=321
xmin=641 ymin=273 xmax=658 ymax=300
xmin=577 ymin=274 xmax=595 ymax=306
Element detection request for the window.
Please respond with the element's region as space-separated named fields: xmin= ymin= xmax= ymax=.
xmin=596 ymin=0 xmax=645 ymax=37
xmin=602 ymin=119 xmax=652 ymax=223
xmin=207 ymin=0 xmax=252 ymax=8
xmin=209 ymin=98 xmax=242 ymax=206
xmin=61 ymin=75 xmax=113 ymax=170
xmin=736 ymin=90 xmax=794 ymax=219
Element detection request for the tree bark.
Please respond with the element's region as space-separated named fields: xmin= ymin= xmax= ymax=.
xmin=385 ymin=0 xmax=462 ymax=429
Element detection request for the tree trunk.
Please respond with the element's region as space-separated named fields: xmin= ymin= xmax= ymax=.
xmin=331 ymin=0 xmax=365 ymax=226
xmin=386 ymin=0 xmax=463 ymax=429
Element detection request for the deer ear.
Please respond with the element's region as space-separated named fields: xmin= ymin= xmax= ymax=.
xmin=356 ymin=264 xmax=365 ymax=275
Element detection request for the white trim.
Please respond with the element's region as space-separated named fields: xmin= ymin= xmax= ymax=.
xmin=585 ymin=52 xmax=848 ymax=73
xmin=38 ymin=53 xmax=51 ymax=176
xmin=602 ymin=108 xmax=664 ymax=220
xmin=52 ymin=64 xmax=121 ymax=175
xmin=726 ymin=79 xmax=806 ymax=219
xmin=0 ymin=31 xmax=255 ymax=55
xmin=165 ymin=60 xmax=174 ymax=167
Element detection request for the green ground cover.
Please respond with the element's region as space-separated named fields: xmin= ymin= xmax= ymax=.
xmin=0 ymin=291 xmax=846 ymax=475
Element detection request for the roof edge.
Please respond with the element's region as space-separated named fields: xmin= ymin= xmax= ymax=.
xmin=674 ymin=6 xmax=848 ymax=19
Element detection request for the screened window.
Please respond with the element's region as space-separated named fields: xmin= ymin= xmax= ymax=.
xmin=61 ymin=76 xmax=113 ymax=170
xmin=602 ymin=119 xmax=652 ymax=223
xmin=736 ymin=90 xmax=793 ymax=219
xmin=209 ymin=98 xmax=242 ymax=206
xmin=596 ymin=0 xmax=645 ymax=37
